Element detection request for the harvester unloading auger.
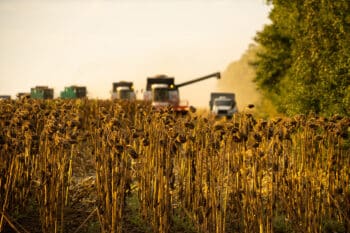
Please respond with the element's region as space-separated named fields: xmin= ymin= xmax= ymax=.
xmin=143 ymin=72 xmax=221 ymax=114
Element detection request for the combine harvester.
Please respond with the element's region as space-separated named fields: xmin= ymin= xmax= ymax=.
xmin=144 ymin=72 xmax=221 ymax=114
xmin=0 ymin=95 xmax=11 ymax=100
xmin=30 ymin=86 xmax=54 ymax=99
xmin=16 ymin=93 xmax=31 ymax=100
xmin=111 ymin=81 xmax=136 ymax=100
xmin=60 ymin=86 xmax=87 ymax=99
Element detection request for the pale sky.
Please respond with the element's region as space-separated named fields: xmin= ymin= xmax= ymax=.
xmin=0 ymin=0 xmax=271 ymax=108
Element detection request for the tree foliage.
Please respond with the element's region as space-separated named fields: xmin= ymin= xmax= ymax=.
xmin=254 ymin=0 xmax=350 ymax=116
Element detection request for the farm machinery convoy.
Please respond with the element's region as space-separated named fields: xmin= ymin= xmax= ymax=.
xmin=14 ymin=85 xmax=87 ymax=100
xmin=4 ymin=71 xmax=238 ymax=116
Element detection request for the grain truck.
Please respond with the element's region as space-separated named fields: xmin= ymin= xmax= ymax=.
xmin=209 ymin=92 xmax=238 ymax=118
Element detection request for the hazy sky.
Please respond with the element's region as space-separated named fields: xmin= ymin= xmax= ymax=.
xmin=0 ymin=0 xmax=271 ymax=108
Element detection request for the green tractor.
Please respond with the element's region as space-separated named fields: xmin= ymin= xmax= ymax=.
xmin=60 ymin=86 xmax=87 ymax=99
xmin=30 ymin=86 xmax=54 ymax=99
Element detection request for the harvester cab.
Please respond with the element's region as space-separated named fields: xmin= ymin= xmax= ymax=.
xmin=111 ymin=81 xmax=136 ymax=100
xmin=144 ymin=72 xmax=221 ymax=114
xmin=144 ymin=75 xmax=179 ymax=109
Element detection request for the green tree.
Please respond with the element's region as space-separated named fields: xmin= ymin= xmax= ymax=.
xmin=254 ymin=0 xmax=350 ymax=116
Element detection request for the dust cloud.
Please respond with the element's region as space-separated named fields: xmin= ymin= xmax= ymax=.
xmin=217 ymin=44 xmax=261 ymax=112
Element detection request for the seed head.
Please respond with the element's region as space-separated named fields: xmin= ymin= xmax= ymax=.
xmin=176 ymin=134 xmax=187 ymax=144
xmin=184 ymin=122 xmax=195 ymax=130
xmin=142 ymin=137 xmax=150 ymax=147
xmin=189 ymin=106 xmax=196 ymax=113
xmin=127 ymin=145 xmax=138 ymax=159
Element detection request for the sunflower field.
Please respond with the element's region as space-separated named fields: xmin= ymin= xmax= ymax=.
xmin=0 ymin=99 xmax=349 ymax=233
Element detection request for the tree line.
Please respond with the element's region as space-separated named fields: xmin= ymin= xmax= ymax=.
xmin=253 ymin=0 xmax=350 ymax=116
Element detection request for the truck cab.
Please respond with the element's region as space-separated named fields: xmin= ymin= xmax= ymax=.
xmin=210 ymin=92 xmax=238 ymax=118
